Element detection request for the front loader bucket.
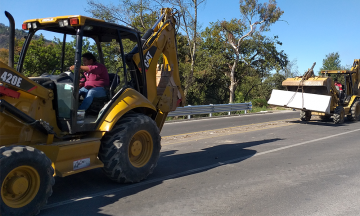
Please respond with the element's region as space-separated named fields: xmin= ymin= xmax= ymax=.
xmin=268 ymin=77 xmax=333 ymax=114
xmin=268 ymin=89 xmax=332 ymax=113
xmin=282 ymin=77 xmax=333 ymax=95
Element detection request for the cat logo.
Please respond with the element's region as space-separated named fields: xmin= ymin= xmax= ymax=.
xmin=144 ymin=51 xmax=153 ymax=68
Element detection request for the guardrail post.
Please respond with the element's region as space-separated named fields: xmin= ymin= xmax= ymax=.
xmin=245 ymin=102 xmax=252 ymax=114
xmin=187 ymin=105 xmax=191 ymax=119
xmin=228 ymin=103 xmax=231 ymax=115
xmin=209 ymin=104 xmax=213 ymax=117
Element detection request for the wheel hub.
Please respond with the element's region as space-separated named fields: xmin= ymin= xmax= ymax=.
xmin=7 ymin=176 xmax=29 ymax=195
xmin=131 ymin=140 xmax=143 ymax=157
xmin=128 ymin=130 xmax=154 ymax=168
xmin=1 ymin=166 xmax=40 ymax=208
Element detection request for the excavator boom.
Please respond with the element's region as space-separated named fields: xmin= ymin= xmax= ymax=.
xmin=129 ymin=8 xmax=185 ymax=129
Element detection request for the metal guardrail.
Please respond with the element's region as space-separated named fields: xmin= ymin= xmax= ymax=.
xmin=168 ymin=102 xmax=252 ymax=119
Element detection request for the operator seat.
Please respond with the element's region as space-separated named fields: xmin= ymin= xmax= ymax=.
xmin=85 ymin=73 xmax=120 ymax=115
xmin=335 ymin=85 xmax=346 ymax=104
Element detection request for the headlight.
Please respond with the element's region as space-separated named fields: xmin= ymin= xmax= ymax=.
xmin=32 ymin=22 xmax=37 ymax=29
xmin=63 ymin=19 xmax=69 ymax=26
xmin=59 ymin=20 xmax=64 ymax=27
xmin=27 ymin=23 xmax=32 ymax=29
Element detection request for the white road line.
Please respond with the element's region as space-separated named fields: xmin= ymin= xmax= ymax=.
xmin=255 ymin=128 xmax=360 ymax=157
xmin=43 ymin=127 xmax=360 ymax=211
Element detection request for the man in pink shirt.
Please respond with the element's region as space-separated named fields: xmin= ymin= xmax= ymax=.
xmin=70 ymin=52 xmax=109 ymax=111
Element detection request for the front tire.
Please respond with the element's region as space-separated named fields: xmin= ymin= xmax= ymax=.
xmin=300 ymin=110 xmax=311 ymax=121
xmin=348 ymin=100 xmax=360 ymax=121
xmin=99 ymin=113 xmax=161 ymax=183
xmin=333 ymin=106 xmax=345 ymax=124
xmin=0 ymin=146 xmax=54 ymax=216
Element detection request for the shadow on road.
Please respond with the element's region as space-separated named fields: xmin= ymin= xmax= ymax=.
xmin=41 ymin=138 xmax=282 ymax=216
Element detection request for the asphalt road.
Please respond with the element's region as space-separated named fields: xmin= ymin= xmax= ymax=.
xmin=161 ymin=110 xmax=299 ymax=136
xmin=41 ymin=112 xmax=360 ymax=216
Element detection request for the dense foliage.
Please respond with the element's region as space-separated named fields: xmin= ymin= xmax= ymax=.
xmin=0 ymin=0 xmax=304 ymax=107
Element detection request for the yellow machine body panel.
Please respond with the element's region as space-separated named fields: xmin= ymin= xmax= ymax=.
xmin=0 ymin=63 xmax=61 ymax=146
xmin=0 ymin=62 xmax=54 ymax=100
xmin=98 ymin=88 xmax=157 ymax=132
xmin=34 ymin=138 xmax=103 ymax=177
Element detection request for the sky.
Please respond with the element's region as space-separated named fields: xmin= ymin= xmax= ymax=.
xmin=1 ymin=0 xmax=359 ymax=74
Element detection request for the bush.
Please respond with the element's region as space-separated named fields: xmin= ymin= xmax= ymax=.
xmin=251 ymin=98 xmax=268 ymax=107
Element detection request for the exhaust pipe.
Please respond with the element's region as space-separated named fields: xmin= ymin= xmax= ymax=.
xmin=5 ymin=11 xmax=15 ymax=68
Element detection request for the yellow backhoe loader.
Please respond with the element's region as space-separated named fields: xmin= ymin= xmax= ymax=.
xmin=0 ymin=8 xmax=185 ymax=215
xmin=268 ymin=59 xmax=360 ymax=124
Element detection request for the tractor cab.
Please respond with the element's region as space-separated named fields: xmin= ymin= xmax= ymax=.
xmin=320 ymin=70 xmax=358 ymax=105
xmin=18 ymin=15 xmax=148 ymax=133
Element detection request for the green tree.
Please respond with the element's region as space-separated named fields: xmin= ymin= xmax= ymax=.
xmin=0 ymin=48 xmax=9 ymax=64
xmin=86 ymin=0 xmax=161 ymax=32
xmin=261 ymin=71 xmax=286 ymax=99
xmin=15 ymin=35 xmax=59 ymax=76
xmin=163 ymin=0 xmax=207 ymax=97
xmin=187 ymin=21 xmax=287 ymax=105
xmin=279 ymin=58 xmax=299 ymax=78
xmin=220 ymin=0 xmax=284 ymax=103
xmin=319 ymin=52 xmax=346 ymax=83
xmin=319 ymin=52 xmax=342 ymax=72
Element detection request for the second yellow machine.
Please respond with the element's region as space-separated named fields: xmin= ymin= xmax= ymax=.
xmin=268 ymin=59 xmax=360 ymax=124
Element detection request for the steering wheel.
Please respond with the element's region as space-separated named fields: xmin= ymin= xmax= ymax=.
xmin=50 ymin=68 xmax=63 ymax=75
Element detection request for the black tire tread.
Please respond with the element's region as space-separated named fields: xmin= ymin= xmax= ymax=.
xmin=300 ymin=110 xmax=311 ymax=121
xmin=333 ymin=106 xmax=345 ymax=124
xmin=0 ymin=145 xmax=54 ymax=216
xmin=99 ymin=113 xmax=161 ymax=183
xmin=348 ymin=100 xmax=360 ymax=121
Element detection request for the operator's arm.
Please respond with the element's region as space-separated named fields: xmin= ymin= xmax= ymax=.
xmin=70 ymin=65 xmax=90 ymax=72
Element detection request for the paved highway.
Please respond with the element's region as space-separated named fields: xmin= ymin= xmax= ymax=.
xmin=161 ymin=110 xmax=299 ymax=136
xmin=41 ymin=112 xmax=360 ymax=216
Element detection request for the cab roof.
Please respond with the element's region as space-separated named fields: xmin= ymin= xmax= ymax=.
xmin=321 ymin=70 xmax=356 ymax=74
xmin=23 ymin=15 xmax=141 ymax=42
xmin=24 ymin=15 xmax=105 ymax=25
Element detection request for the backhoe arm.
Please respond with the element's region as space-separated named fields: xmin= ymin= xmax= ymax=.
xmin=130 ymin=8 xmax=186 ymax=129
xmin=351 ymin=59 xmax=359 ymax=95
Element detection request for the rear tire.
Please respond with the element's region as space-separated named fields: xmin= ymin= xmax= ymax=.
xmin=300 ymin=110 xmax=311 ymax=121
xmin=348 ymin=100 xmax=360 ymax=121
xmin=0 ymin=146 xmax=54 ymax=216
xmin=333 ymin=106 xmax=345 ymax=124
xmin=99 ymin=113 xmax=161 ymax=183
